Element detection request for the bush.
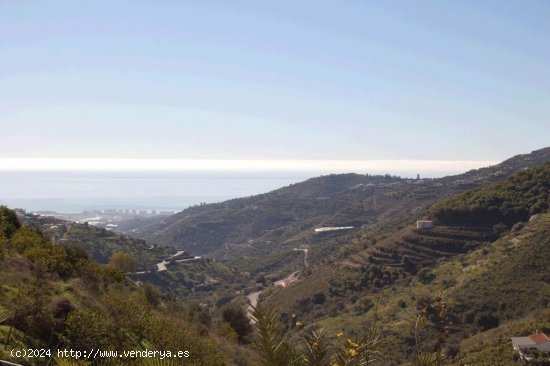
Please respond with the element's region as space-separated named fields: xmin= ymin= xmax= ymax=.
xmin=476 ymin=311 xmax=499 ymax=331
xmin=54 ymin=299 xmax=75 ymax=319
xmin=511 ymin=221 xmax=525 ymax=233
xmin=63 ymin=308 xmax=113 ymax=351
xmin=222 ymin=305 xmax=253 ymax=343
xmin=312 ymin=292 xmax=326 ymax=305
xmin=142 ymin=283 xmax=162 ymax=307
xmin=417 ymin=268 xmax=436 ymax=284
xmin=11 ymin=227 xmax=48 ymax=254
xmin=108 ymin=252 xmax=136 ymax=273
xmin=0 ymin=206 xmax=20 ymax=239
xmin=492 ymin=223 xmax=507 ymax=237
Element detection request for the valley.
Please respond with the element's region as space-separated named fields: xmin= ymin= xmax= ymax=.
xmin=1 ymin=147 xmax=550 ymax=365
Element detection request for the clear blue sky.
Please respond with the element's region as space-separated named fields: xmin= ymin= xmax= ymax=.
xmin=1 ymin=0 xmax=549 ymax=162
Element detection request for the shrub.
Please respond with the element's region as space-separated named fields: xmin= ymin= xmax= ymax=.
xmin=222 ymin=305 xmax=253 ymax=343
xmin=108 ymin=252 xmax=136 ymax=273
xmin=0 ymin=206 xmax=20 ymax=239
xmin=312 ymin=292 xmax=327 ymax=305
xmin=475 ymin=312 xmax=499 ymax=331
xmin=417 ymin=268 xmax=436 ymax=284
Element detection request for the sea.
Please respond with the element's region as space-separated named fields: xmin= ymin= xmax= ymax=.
xmin=0 ymin=171 xmax=312 ymax=213
xmin=0 ymin=166 xmax=476 ymax=214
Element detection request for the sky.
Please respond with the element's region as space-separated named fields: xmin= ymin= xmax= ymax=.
xmin=1 ymin=0 xmax=549 ymax=173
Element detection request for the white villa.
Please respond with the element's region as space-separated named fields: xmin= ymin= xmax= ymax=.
xmin=511 ymin=330 xmax=550 ymax=360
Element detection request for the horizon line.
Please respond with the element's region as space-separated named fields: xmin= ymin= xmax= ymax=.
xmin=0 ymin=158 xmax=499 ymax=174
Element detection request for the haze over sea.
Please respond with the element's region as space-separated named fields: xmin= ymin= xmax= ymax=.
xmin=0 ymin=171 xmax=303 ymax=213
xmin=0 ymin=159 xmax=497 ymax=213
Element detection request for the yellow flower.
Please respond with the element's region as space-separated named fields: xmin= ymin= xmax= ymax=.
xmin=337 ymin=332 xmax=344 ymax=337
xmin=296 ymin=321 xmax=303 ymax=327
xmin=347 ymin=338 xmax=359 ymax=348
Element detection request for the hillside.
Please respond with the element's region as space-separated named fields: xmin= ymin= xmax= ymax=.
xmin=16 ymin=211 xmax=174 ymax=270
xmin=129 ymin=147 xmax=550 ymax=262
xmin=12 ymin=211 xmax=252 ymax=301
xmin=338 ymin=160 xmax=550 ymax=273
xmin=0 ymin=206 xmax=248 ymax=365
xmin=1 ymin=148 xmax=549 ymax=365
xmin=430 ymin=161 xmax=550 ymax=226
xmin=259 ymin=161 xmax=550 ymax=364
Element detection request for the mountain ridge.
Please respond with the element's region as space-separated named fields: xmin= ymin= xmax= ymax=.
xmin=129 ymin=147 xmax=550 ymax=259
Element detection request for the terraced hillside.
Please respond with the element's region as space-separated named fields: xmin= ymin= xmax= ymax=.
xmin=262 ymin=178 xmax=550 ymax=364
xmin=262 ymin=220 xmax=497 ymax=319
xmin=361 ymin=224 xmax=494 ymax=268
xmin=14 ymin=211 xmax=252 ymax=300
xmin=129 ymin=147 xmax=550 ymax=261
xmin=270 ymin=160 xmax=549 ymax=307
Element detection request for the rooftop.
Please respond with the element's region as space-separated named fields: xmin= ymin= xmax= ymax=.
xmin=512 ymin=331 xmax=550 ymax=347
xmin=531 ymin=332 xmax=550 ymax=344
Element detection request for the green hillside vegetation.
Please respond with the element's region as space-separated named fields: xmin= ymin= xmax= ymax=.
xmin=1 ymin=148 xmax=550 ymax=365
xmin=261 ymin=213 xmax=550 ymax=365
xmin=18 ymin=213 xmax=254 ymax=301
xmin=453 ymin=213 xmax=550 ymax=330
xmin=430 ymin=161 xmax=550 ymax=226
xmin=19 ymin=212 xmax=176 ymax=270
xmin=78 ymin=148 xmax=549 ymax=322
xmin=130 ymin=147 xmax=550 ymax=262
xmin=449 ymin=309 xmax=550 ymax=365
xmin=129 ymin=259 xmax=245 ymax=300
xmin=0 ymin=206 xmax=253 ymax=365
xmin=116 ymin=147 xmax=550 ymax=299
xmin=259 ymin=162 xmax=550 ymax=364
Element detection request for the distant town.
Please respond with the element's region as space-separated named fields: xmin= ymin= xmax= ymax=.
xmin=34 ymin=208 xmax=176 ymax=216
xmin=28 ymin=208 xmax=177 ymax=231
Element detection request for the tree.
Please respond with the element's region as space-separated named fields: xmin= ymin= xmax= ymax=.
xmin=10 ymin=226 xmax=48 ymax=254
xmin=103 ymin=290 xmax=152 ymax=346
xmin=142 ymin=283 xmax=162 ymax=307
xmin=108 ymin=252 xmax=136 ymax=273
xmin=63 ymin=308 xmax=112 ymax=351
xmin=0 ymin=206 xmax=20 ymax=240
xmin=222 ymin=305 xmax=253 ymax=343
xmin=148 ymin=313 xmax=228 ymax=365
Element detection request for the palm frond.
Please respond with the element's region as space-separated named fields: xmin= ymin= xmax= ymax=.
xmin=55 ymin=358 xmax=89 ymax=366
xmin=141 ymin=357 xmax=182 ymax=366
xmin=251 ymin=303 xmax=302 ymax=366
xmin=302 ymin=329 xmax=332 ymax=366
xmin=0 ymin=307 xmax=8 ymax=324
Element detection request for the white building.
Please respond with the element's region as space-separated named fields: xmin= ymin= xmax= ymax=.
xmin=416 ymin=220 xmax=434 ymax=230
xmin=512 ymin=330 xmax=550 ymax=360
